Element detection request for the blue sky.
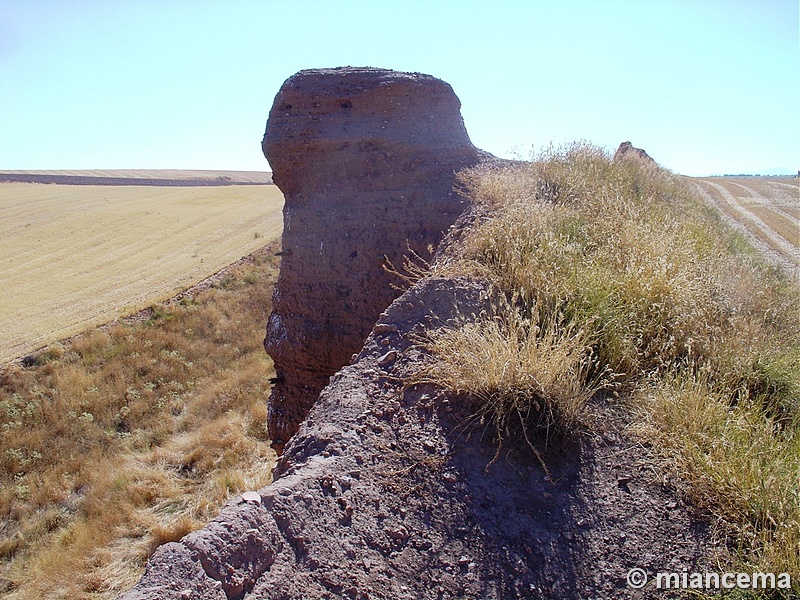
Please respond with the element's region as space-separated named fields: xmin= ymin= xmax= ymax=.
xmin=1 ymin=0 xmax=797 ymax=176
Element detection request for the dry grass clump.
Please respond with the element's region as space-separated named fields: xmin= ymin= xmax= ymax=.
xmin=421 ymin=142 xmax=800 ymax=576
xmin=0 ymin=243 xmax=280 ymax=598
xmin=630 ymin=377 xmax=800 ymax=577
xmin=415 ymin=309 xmax=602 ymax=469
xmin=441 ymin=144 xmax=798 ymax=390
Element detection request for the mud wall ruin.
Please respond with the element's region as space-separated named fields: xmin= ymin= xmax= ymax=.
xmin=119 ymin=70 xmax=714 ymax=600
xmin=261 ymin=67 xmax=482 ymax=448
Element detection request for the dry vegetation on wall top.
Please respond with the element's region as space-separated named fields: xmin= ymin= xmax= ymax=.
xmin=420 ymin=143 xmax=800 ymax=579
xmin=0 ymin=244 xmax=280 ymax=598
xmin=2 ymin=143 xmax=797 ymax=597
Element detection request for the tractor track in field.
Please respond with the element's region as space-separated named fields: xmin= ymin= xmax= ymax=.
xmin=691 ymin=177 xmax=799 ymax=277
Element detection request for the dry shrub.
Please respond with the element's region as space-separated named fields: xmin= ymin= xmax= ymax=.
xmin=146 ymin=514 xmax=204 ymax=557
xmin=177 ymin=416 xmax=257 ymax=477
xmin=414 ymin=308 xmax=605 ymax=472
xmin=631 ymin=378 xmax=800 ymax=576
xmin=383 ymin=242 xmax=434 ymax=291
xmin=440 ymin=144 xmax=800 ymax=394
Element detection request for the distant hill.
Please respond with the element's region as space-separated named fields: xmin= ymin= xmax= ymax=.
xmin=0 ymin=169 xmax=273 ymax=186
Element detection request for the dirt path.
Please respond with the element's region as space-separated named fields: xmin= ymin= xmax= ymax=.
xmin=691 ymin=177 xmax=799 ymax=277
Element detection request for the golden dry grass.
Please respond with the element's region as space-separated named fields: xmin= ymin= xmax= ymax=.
xmin=0 ymin=244 xmax=280 ymax=598
xmin=420 ymin=144 xmax=800 ymax=581
xmin=414 ymin=310 xmax=601 ymax=446
xmin=0 ymin=183 xmax=284 ymax=364
xmin=630 ymin=376 xmax=800 ymax=578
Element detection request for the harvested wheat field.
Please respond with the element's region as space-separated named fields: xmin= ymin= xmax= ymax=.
xmin=692 ymin=176 xmax=799 ymax=274
xmin=0 ymin=182 xmax=284 ymax=364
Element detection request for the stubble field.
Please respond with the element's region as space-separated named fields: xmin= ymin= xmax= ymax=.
xmin=692 ymin=176 xmax=799 ymax=274
xmin=0 ymin=182 xmax=284 ymax=364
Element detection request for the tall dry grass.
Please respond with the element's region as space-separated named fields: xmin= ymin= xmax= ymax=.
xmin=0 ymin=243 xmax=280 ymax=598
xmin=419 ymin=143 xmax=800 ymax=578
xmin=630 ymin=376 xmax=800 ymax=578
xmin=413 ymin=309 xmax=602 ymax=474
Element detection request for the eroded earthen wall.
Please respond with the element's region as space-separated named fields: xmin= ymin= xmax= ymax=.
xmin=261 ymin=67 xmax=481 ymax=447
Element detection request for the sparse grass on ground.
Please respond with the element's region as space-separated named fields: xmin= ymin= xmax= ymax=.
xmin=0 ymin=243 xmax=280 ymax=598
xmin=417 ymin=143 xmax=800 ymax=583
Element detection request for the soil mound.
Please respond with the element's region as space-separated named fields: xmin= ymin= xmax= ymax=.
xmin=261 ymin=67 xmax=483 ymax=448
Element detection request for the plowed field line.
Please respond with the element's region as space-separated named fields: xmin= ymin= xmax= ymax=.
xmin=721 ymin=179 xmax=800 ymax=224
xmin=693 ymin=179 xmax=799 ymax=273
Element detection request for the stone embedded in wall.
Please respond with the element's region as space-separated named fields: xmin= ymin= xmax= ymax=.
xmin=261 ymin=67 xmax=482 ymax=448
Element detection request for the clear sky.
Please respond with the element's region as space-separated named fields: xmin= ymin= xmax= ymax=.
xmin=1 ymin=0 xmax=797 ymax=176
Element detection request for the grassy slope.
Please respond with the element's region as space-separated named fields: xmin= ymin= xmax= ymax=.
xmin=0 ymin=183 xmax=284 ymax=363
xmin=1 ymin=151 xmax=797 ymax=596
xmin=0 ymin=244 xmax=280 ymax=598
xmin=420 ymin=144 xmax=800 ymax=585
